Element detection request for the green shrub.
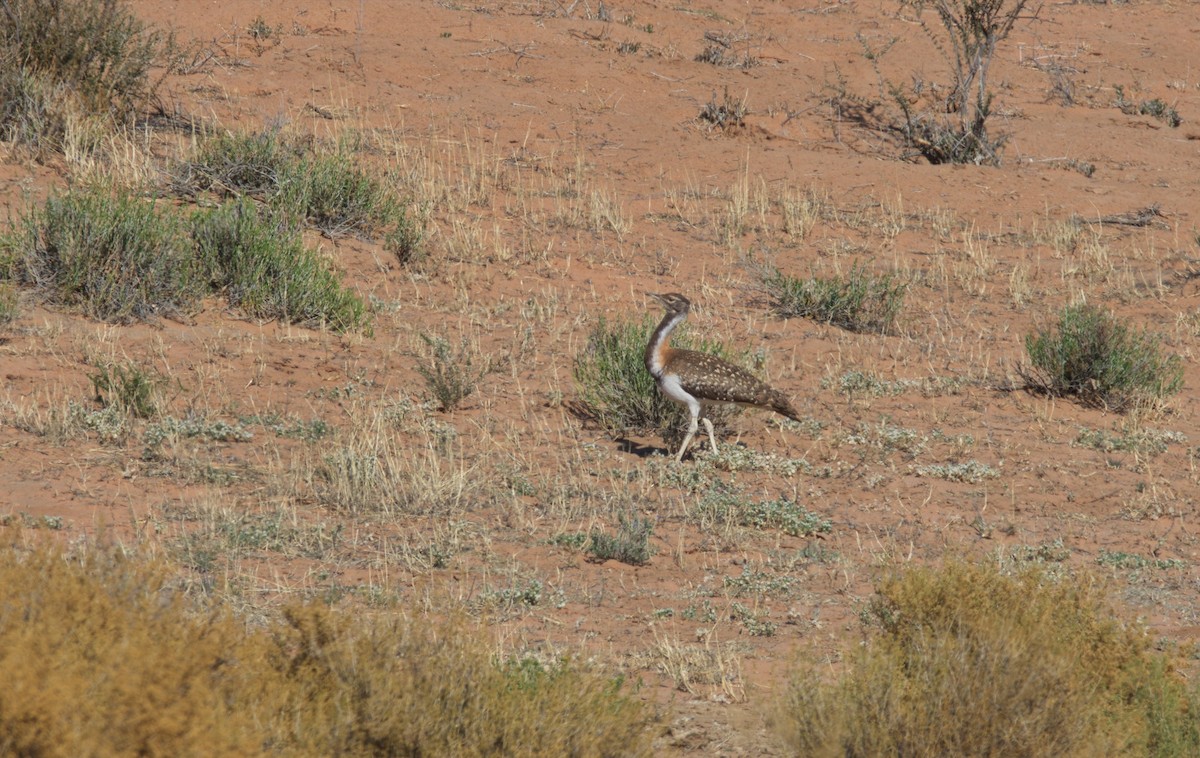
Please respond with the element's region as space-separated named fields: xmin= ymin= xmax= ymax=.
xmin=0 ymin=538 xmax=655 ymax=756
xmin=8 ymin=187 xmax=202 ymax=322
xmin=190 ymin=199 xmax=370 ymax=333
xmin=573 ymin=315 xmax=737 ymax=439
xmin=588 ymin=513 xmax=654 ymax=565
xmin=1022 ymin=304 xmax=1183 ymax=412
xmin=772 ymin=562 xmax=1200 ymax=757
xmin=764 ymin=264 xmax=905 ymax=334
xmin=175 ymin=131 xmax=424 ymax=250
xmin=384 ymin=202 xmax=426 ymax=264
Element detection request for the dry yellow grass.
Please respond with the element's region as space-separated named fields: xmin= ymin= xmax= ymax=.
xmin=0 ymin=534 xmax=654 ymax=756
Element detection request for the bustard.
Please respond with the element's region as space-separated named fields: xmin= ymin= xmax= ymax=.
xmin=644 ymin=292 xmax=800 ymax=461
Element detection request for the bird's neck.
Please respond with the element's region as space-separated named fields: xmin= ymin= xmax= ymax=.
xmin=645 ymin=310 xmax=687 ymax=377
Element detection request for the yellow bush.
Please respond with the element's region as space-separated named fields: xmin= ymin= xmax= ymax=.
xmin=262 ymin=604 xmax=652 ymax=756
xmin=772 ymin=562 xmax=1200 ymax=758
xmin=0 ymin=540 xmax=260 ymax=757
xmin=0 ymin=537 xmax=652 ymax=757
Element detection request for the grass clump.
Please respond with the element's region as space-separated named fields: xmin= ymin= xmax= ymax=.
xmin=0 ymin=283 xmax=18 ymax=326
xmin=573 ymin=314 xmax=737 ymax=440
xmin=278 ymin=149 xmax=403 ymax=238
xmin=6 ymin=187 xmax=202 ymax=322
xmin=414 ymin=333 xmax=487 ymax=411
xmin=0 ymin=537 xmax=654 ymax=756
xmin=190 ymin=198 xmax=369 ymax=333
xmin=1021 ymin=304 xmax=1183 ymax=412
xmin=89 ymin=360 xmax=165 ymax=419
xmin=772 ymin=562 xmax=1200 ymax=757
xmin=764 ymin=264 xmax=905 ymax=334
xmin=588 ymin=512 xmax=655 ymax=565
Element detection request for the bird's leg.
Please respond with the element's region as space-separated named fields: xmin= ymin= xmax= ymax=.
xmin=701 ymin=417 xmax=718 ymax=455
xmin=676 ymin=409 xmax=700 ymax=461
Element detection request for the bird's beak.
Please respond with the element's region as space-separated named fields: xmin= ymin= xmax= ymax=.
xmin=647 ymin=292 xmax=665 ymax=306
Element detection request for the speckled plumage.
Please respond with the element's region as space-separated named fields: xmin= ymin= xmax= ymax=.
xmin=645 ymin=292 xmax=799 ymax=461
xmin=665 ymin=349 xmax=800 ymax=419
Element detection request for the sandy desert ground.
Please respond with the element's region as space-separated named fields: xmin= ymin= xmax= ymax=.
xmin=3 ymin=0 xmax=1200 ymax=753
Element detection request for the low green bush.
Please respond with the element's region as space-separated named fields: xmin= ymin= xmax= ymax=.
xmin=573 ymin=315 xmax=737 ymax=440
xmin=190 ymin=199 xmax=369 ymax=333
xmin=1022 ymin=304 xmax=1183 ymax=412
xmin=587 ymin=513 xmax=654 ymax=565
xmin=8 ymin=187 xmax=202 ymax=322
xmin=277 ymin=150 xmax=400 ymax=238
xmin=415 ymin=332 xmax=486 ymax=411
xmin=172 ymin=129 xmax=300 ymax=199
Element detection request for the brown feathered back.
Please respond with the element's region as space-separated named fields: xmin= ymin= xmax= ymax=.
xmin=665 ymin=349 xmax=800 ymax=421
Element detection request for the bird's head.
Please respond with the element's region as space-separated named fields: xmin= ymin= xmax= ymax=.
xmin=648 ymin=292 xmax=692 ymax=317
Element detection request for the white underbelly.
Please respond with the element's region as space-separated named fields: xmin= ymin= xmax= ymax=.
xmin=660 ymin=373 xmax=700 ymax=414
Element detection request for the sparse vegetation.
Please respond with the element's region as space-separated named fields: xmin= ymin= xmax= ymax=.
xmin=89 ymin=360 xmax=164 ymax=419
xmin=698 ymin=86 xmax=749 ymax=129
xmin=914 ymin=459 xmax=999 ymax=483
xmin=2 ymin=2 xmax=1199 ymax=755
xmin=695 ymin=484 xmax=832 ymax=537
xmin=773 ymin=562 xmax=1200 ymax=756
xmin=1074 ymin=426 xmax=1185 ymax=456
xmin=1115 ymin=86 xmax=1182 ymax=128
xmin=1021 ymin=304 xmax=1183 ymax=412
xmin=853 ymin=0 xmax=1034 ymax=164
xmin=765 ymin=264 xmax=906 ymax=333
xmin=1097 ymin=550 xmax=1185 ymax=572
